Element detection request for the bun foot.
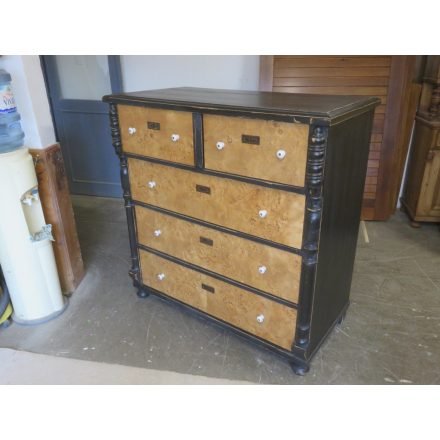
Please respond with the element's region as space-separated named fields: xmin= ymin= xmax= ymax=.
xmin=137 ymin=288 xmax=150 ymax=299
xmin=410 ymin=221 xmax=421 ymax=228
xmin=290 ymin=361 xmax=310 ymax=376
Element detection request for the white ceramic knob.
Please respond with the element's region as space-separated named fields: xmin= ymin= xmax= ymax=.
xmin=157 ymin=273 xmax=165 ymax=281
xmin=256 ymin=314 xmax=265 ymax=324
xmin=148 ymin=181 xmax=156 ymax=189
xmin=128 ymin=127 xmax=136 ymax=135
xmin=154 ymin=229 xmax=162 ymax=237
xmin=259 ymin=209 xmax=268 ymax=219
xmin=276 ymin=149 xmax=286 ymax=160
xmin=216 ymin=141 xmax=225 ymax=150
xmin=171 ymin=134 xmax=180 ymax=142
xmin=258 ymin=265 xmax=267 ymax=274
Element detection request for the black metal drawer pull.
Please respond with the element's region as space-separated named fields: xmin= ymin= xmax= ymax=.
xmin=201 ymin=283 xmax=215 ymax=294
xmin=199 ymin=236 xmax=214 ymax=246
xmin=196 ymin=184 xmax=211 ymax=194
xmin=242 ymin=134 xmax=260 ymax=145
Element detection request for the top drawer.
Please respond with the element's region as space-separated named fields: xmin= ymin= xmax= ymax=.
xmin=204 ymin=114 xmax=309 ymax=187
xmin=118 ymin=105 xmax=194 ymax=165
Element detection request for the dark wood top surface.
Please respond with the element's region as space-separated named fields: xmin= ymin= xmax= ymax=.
xmin=103 ymin=87 xmax=381 ymax=122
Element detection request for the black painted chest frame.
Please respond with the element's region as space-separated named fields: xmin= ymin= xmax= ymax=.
xmin=106 ymin=95 xmax=377 ymax=376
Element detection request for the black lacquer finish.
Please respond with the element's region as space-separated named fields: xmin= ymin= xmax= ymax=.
xmin=105 ymin=88 xmax=380 ymax=375
xmin=293 ymin=125 xmax=327 ymax=356
xmin=109 ymin=104 xmax=147 ymax=298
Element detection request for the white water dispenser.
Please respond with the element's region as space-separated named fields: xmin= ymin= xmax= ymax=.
xmin=0 ymin=68 xmax=66 ymax=324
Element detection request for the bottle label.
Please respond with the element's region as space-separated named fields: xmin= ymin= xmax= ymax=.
xmin=0 ymin=84 xmax=17 ymax=114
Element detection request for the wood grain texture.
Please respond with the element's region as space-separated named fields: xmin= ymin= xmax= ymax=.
xmin=118 ymin=105 xmax=194 ymax=165
xmin=261 ymin=55 xmax=421 ymax=220
xmin=139 ymin=250 xmax=297 ymax=350
xmin=204 ymin=114 xmax=309 ymax=187
xmin=128 ymin=159 xmax=305 ymax=248
xmin=417 ymin=149 xmax=440 ymax=216
xmin=30 ymin=144 xmax=84 ymax=294
xmin=135 ymin=206 xmax=302 ymax=302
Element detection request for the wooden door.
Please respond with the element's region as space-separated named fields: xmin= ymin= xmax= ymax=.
xmin=259 ymin=55 xmax=422 ymax=220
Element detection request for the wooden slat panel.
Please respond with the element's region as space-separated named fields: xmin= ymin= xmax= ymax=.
xmin=368 ymin=160 xmax=380 ymax=169
xmin=362 ymin=198 xmax=376 ymax=207
xmin=274 ymin=56 xmax=392 ymax=68
xmin=370 ymin=142 xmax=382 ymax=151
xmin=371 ymin=133 xmax=384 ymax=142
xmin=136 ymin=206 xmax=302 ymax=303
xmin=139 ymin=250 xmax=297 ymax=350
xmin=363 ymin=192 xmax=376 ymax=199
xmin=368 ymin=151 xmax=381 ymax=160
xmin=273 ymin=67 xmax=391 ymax=78
xmin=271 ymin=86 xmax=388 ymax=95
xmin=273 ymin=76 xmax=390 ymax=87
xmin=365 ymin=176 xmax=378 ymax=185
xmin=367 ymin=167 xmax=379 ymax=177
xmin=364 ymin=184 xmax=377 ymax=193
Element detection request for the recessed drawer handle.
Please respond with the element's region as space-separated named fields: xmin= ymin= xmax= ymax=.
xmin=216 ymin=141 xmax=225 ymax=150
xmin=199 ymin=236 xmax=213 ymax=246
xmin=276 ymin=149 xmax=286 ymax=160
xmin=154 ymin=229 xmax=162 ymax=237
xmin=201 ymin=283 xmax=215 ymax=294
xmin=147 ymin=121 xmax=160 ymax=130
xmin=171 ymin=134 xmax=180 ymax=142
xmin=258 ymin=209 xmax=268 ymax=219
xmin=157 ymin=273 xmax=165 ymax=281
xmin=148 ymin=181 xmax=157 ymax=189
xmin=242 ymin=134 xmax=260 ymax=145
xmin=196 ymin=184 xmax=211 ymax=195
xmin=128 ymin=127 xmax=136 ymax=135
xmin=256 ymin=314 xmax=265 ymax=324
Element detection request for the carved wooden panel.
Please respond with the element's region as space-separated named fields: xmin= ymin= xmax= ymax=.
xmin=139 ymin=250 xmax=297 ymax=350
xmin=204 ymin=114 xmax=309 ymax=186
xmin=136 ymin=206 xmax=301 ymax=302
xmin=128 ymin=158 xmax=306 ymax=248
xmin=118 ymin=105 xmax=194 ymax=165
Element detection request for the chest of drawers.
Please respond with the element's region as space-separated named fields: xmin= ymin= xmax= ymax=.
xmin=103 ymin=87 xmax=379 ymax=375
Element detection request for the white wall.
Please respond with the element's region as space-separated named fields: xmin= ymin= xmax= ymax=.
xmin=0 ymin=55 xmax=56 ymax=149
xmin=121 ymin=56 xmax=260 ymax=92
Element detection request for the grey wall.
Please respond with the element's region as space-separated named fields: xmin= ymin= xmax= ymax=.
xmin=121 ymin=56 xmax=260 ymax=92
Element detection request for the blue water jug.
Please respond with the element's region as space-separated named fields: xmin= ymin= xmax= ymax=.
xmin=0 ymin=69 xmax=25 ymax=153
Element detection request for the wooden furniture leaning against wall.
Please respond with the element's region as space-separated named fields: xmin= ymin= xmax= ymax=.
xmin=103 ymin=87 xmax=379 ymax=375
xmin=30 ymin=144 xmax=85 ymax=294
xmin=259 ymin=55 xmax=422 ymax=220
xmin=401 ymin=56 xmax=440 ymax=227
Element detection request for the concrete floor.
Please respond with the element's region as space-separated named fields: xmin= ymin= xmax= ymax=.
xmin=0 ymin=195 xmax=439 ymax=384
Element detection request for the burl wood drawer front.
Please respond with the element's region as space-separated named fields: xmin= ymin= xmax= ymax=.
xmin=139 ymin=250 xmax=297 ymax=350
xmin=136 ymin=206 xmax=301 ymax=303
xmin=129 ymin=159 xmax=305 ymax=248
xmin=118 ymin=105 xmax=194 ymax=165
xmin=204 ymin=114 xmax=309 ymax=186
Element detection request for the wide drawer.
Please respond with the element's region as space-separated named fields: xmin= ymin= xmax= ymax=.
xmin=129 ymin=159 xmax=305 ymax=248
xmin=203 ymin=114 xmax=309 ymax=186
xmin=118 ymin=105 xmax=194 ymax=165
xmin=139 ymin=250 xmax=297 ymax=350
xmin=136 ymin=206 xmax=301 ymax=303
